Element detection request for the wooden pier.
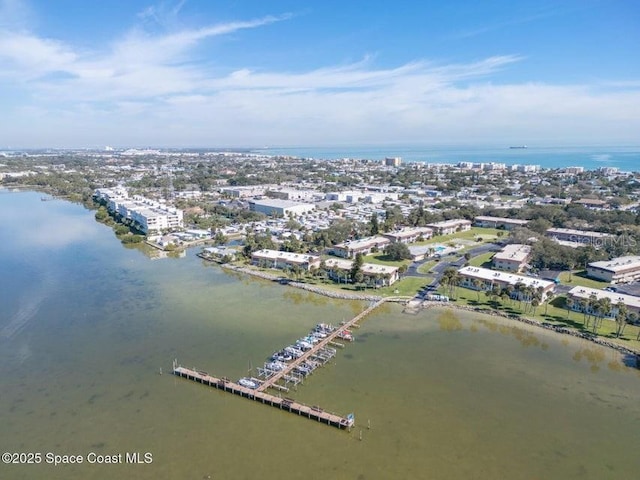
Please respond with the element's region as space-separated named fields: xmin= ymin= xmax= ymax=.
xmin=172 ymin=298 xmax=387 ymax=429
xmin=172 ymin=365 xmax=354 ymax=429
xmin=256 ymin=298 xmax=386 ymax=392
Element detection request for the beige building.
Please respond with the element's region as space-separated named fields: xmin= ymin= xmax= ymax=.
xmin=492 ymin=244 xmax=532 ymax=272
xmin=426 ymin=219 xmax=472 ymax=236
xmin=383 ymin=227 xmax=433 ymax=244
xmin=332 ymin=236 xmax=391 ymax=258
xmin=324 ymin=258 xmax=399 ymax=287
xmin=251 ymin=249 xmax=320 ymax=271
xmin=587 ymin=256 xmax=640 ymax=284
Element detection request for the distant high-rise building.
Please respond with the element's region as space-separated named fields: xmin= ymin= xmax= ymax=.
xmin=384 ymin=157 xmax=402 ymax=167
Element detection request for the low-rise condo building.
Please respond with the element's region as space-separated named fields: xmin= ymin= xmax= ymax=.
xmin=474 ymin=216 xmax=529 ymax=230
xmin=426 ymin=219 xmax=472 ymax=236
xmin=251 ymin=249 xmax=321 ymax=271
xmin=324 ymin=258 xmax=399 ymax=286
xmin=546 ymin=227 xmax=613 ymax=248
xmin=383 ymin=227 xmax=433 ymax=244
xmin=566 ymin=286 xmax=640 ymax=317
xmin=586 ymin=256 xmax=640 ymax=284
xmin=492 ymin=244 xmax=531 ymax=272
xmin=332 ymin=236 xmax=391 ymax=258
xmin=457 ymin=266 xmax=555 ymax=299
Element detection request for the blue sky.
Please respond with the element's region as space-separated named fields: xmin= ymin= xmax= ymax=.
xmin=0 ymin=0 xmax=638 ymax=148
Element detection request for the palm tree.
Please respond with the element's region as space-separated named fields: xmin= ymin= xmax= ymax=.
xmin=565 ymin=297 xmax=575 ymax=319
xmin=615 ymin=301 xmax=628 ymax=338
xmin=472 ymin=279 xmax=483 ymax=301
xmin=531 ymin=297 xmax=540 ymax=316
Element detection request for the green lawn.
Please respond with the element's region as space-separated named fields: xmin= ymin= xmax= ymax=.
xmin=363 ymin=252 xmax=411 ymax=268
xmin=375 ymin=276 xmax=428 ymax=297
xmin=413 ymin=227 xmax=505 ymax=246
xmin=468 ymin=252 xmax=495 ymax=268
xmin=558 ymin=270 xmax=610 ymax=289
xmin=437 ymin=285 xmax=640 ymax=350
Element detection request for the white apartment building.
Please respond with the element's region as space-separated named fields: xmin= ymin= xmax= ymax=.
xmin=587 ymin=256 xmax=640 ymax=284
xmin=458 ymin=266 xmax=555 ymax=299
xmin=94 ymin=188 xmax=184 ymax=234
xmin=567 ymin=286 xmax=640 ymax=317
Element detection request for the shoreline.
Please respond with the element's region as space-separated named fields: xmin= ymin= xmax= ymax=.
xmin=219 ymin=262 xmax=640 ymax=361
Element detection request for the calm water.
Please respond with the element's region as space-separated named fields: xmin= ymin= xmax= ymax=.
xmin=254 ymin=145 xmax=640 ymax=172
xmin=1 ymin=190 xmax=639 ymax=480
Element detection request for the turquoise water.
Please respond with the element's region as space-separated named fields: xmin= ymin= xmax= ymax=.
xmin=254 ymin=145 xmax=640 ymax=172
xmin=1 ymin=190 xmax=639 ymax=480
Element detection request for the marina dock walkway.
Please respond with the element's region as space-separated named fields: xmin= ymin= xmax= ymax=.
xmin=172 ymin=297 xmax=389 ymax=429
xmin=173 ymin=365 xmax=354 ymax=429
xmin=256 ymin=298 xmax=386 ymax=392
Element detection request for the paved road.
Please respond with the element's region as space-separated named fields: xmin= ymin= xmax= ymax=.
xmin=407 ymin=243 xmax=502 ymax=291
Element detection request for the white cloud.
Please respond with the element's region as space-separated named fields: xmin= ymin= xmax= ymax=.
xmin=0 ymin=3 xmax=639 ymax=147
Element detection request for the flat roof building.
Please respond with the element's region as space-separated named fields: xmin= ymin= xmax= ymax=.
xmin=587 ymin=256 xmax=640 ymax=284
xmin=251 ymin=249 xmax=320 ymax=271
xmin=474 ymin=216 xmax=529 ymax=230
xmin=332 ymin=236 xmax=391 ymax=259
xmin=567 ymin=286 xmax=640 ymax=317
xmin=426 ymin=219 xmax=472 ymax=236
xmin=492 ymin=244 xmax=531 ymax=272
xmin=324 ymin=258 xmax=399 ymax=287
xmin=546 ymin=228 xmax=613 ymax=248
xmin=458 ymin=266 xmax=555 ymax=299
xmin=383 ymin=227 xmax=433 ymax=244
xmin=249 ymin=199 xmax=315 ymax=217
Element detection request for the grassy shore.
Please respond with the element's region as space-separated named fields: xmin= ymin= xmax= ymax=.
xmin=439 ymin=285 xmax=640 ymax=351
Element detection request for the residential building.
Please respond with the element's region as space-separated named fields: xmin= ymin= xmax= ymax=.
xmin=94 ymin=188 xmax=184 ymax=234
xmin=249 ymin=199 xmax=315 ymax=217
xmin=251 ymin=249 xmax=321 ymax=271
xmin=332 ymin=236 xmax=391 ymax=258
xmin=383 ymin=227 xmax=433 ymax=244
xmin=545 ymin=227 xmax=613 ymax=247
xmin=566 ymin=286 xmax=640 ymax=317
xmin=457 ymin=266 xmax=555 ymax=299
xmin=586 ymin=256 xmax=640 ymax=284
xmin=324 ymin=258 xmax=399 ymax=286
xmin=384 ymin=157 xmax=402 ymax=167
xmin=426 ymin=219 xmax=472 ymax=236
xmin=474 ymin=216 xmax=529 ymax=230
xmin=492 ymin=244 xmax=532 ymax=272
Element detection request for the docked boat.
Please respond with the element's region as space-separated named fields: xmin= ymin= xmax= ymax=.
xmin=265 ymin=361 xmax=287 ymax=371
xmin=337 ymin=330 xmax=354 ymax=341
xmin=238 ymin=377 xmax=259 ymax=389
xmin=296 ymin=340 xmax=313 ymax=351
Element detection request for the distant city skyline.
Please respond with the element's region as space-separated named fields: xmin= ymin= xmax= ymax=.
xmin=0 ymin=0 xmax=639 ymax=148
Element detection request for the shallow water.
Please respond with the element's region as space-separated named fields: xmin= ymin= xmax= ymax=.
xmin=1 ymin=190 xmax=639 ymax=480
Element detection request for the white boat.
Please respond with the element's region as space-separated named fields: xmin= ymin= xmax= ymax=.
xmin=265 ymin=361 xmax=286 ymax=371
xmin=296 ymin=340 xmax=313 ymax=351
xmin=238 ymin=377 xmax=259 ymax=389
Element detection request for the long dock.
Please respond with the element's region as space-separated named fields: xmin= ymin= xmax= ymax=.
xmin=172 ymin=298 xmax=388 ymax=429
xmin=256 ymin=298 xmax=386 ymax=392
xmin=172 ymin=365 xmax=354 ymax=429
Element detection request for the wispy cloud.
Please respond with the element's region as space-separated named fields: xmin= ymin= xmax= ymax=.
xmin=0 ymin=1 xmax=638 ymax=147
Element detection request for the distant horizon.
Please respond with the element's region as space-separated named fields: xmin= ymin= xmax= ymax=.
xmin=1 ymin=0 xmax=639 ymax=147
xmin=2 ymin=143 xmax=640 ymax=152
